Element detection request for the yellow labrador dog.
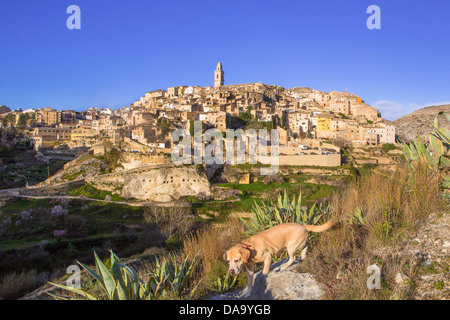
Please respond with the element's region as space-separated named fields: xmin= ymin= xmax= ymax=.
xmin=224 ymin=221 xmax=333 ymax=298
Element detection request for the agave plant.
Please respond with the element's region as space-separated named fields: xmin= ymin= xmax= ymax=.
xmin=401 ymin=111 xmax=450 ymax=172
xmin=441 ymin=175 xmax=450 ymax=199
xmin=143 ymin=252 xmax=199 ymax=299
xmin=401 ymin=111 xmax=449 ymax=199
xmin=48 ymin=250 xmax=149 ymax=300
xmin=240 ymin=190 xmax=331 ymax=234
xmin=48 ymin=250 xmax=200 ymax=300
xmin=213 ymin=271 xmax=238 ymax=293
xmin=430 ymin=112 xmax=450 ymax=146
xmin=346 ymin=207 xmax=365 ymax=225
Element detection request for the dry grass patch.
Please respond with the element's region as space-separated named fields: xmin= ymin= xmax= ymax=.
xmin=301 ymin=163 xmax=445 ymax=300
xmin=0 ymin=270 xmax=38 ymax=300
xmin=183 ymin=217 xmax=243 ymax=277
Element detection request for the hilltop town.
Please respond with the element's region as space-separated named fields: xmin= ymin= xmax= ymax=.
xmin=1 ymin=64 xmax=448 ymax=303
xmin=1 ymin=62 xmax=396 ymax=158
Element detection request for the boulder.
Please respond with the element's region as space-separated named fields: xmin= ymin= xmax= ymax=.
xmin=211 ymin=259 xmax=323 ymax=300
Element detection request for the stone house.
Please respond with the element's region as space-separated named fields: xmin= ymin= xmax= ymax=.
xmin=352 ymin=103 xmax=379 ymax=122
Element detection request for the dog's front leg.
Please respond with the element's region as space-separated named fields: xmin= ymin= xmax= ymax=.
xmin=244 ymin=263 xmax=254 ymax=298
xmin=262 ymin=254 xmax=272 ymax=275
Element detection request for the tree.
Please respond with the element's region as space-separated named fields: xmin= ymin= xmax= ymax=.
xmin=280 ymin=115 xmax=287 ymax=129
xmin=157 ymin=117 xmax=171 ymax=137
xmin=238 ymin=106 xmax=252 ymax=123
xmin=4 ymin=114 xmax=15 ymax=127
xmin=382 ymin=143 xmax=395 ymax=153
xmin=189 ymin=120 xmax=195 ymax=137
xmin=17 ymin=113 xmax=30 ymax=130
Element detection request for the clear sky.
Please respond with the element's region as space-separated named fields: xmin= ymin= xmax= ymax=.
xmin=1 ymin=0 xmax=449 ymax=120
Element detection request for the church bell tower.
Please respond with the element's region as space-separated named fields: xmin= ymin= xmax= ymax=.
xmin=214 ymin=61 xmax=224 ymax=88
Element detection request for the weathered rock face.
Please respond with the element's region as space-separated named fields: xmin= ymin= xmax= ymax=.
xmin=120 ymin=165 xmax=211 ymax=202
xmin=211 ymin=259 xmax=323 ymax=300
xmin=119 ymin=152 xmax=168 ymax=171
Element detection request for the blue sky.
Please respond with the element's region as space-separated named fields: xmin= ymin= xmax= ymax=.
xmin=0 ymin=0 xmax=449 ymax=120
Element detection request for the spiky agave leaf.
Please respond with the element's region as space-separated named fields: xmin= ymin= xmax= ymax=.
xmin=428 ymin=112 xmax=450 ymax=146
xmin=47 ymin=282 xmax=98 ymax=300
xmin=92 ymin=251 xmax=119 ymax=300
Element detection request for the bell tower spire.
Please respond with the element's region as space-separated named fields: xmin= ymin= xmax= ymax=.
xmin=214 ymin=61 xmax=224 ymax=88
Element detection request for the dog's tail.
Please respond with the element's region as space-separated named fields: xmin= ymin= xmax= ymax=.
xmin=305 ymin=220 xmax=333 ymax=233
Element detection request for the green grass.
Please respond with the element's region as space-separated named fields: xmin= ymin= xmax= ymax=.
xmin=0 ymin=198 xmax=54 ymax=214
xmin=302 ymin=183 xmax=336 ymax=201
xmin=217 ymin=176 xmax=337 ymax=203
xmin=0 ymin=198 xmax=146 ymax=252
xmin=68 ymin=183 xmax=125 ymax=201
xmin=191 ymin=196 xmax=264 ymax=220
xmin=62 ymin=169 xmax=86 ymax=181
xmin=0 ymin=238 xmax=60 ymax=250
xmin=76 ymin=154 xmax=94 ymax=164
xmin=0 ymin=156 xmax=68 ymax=189
xmin=217 ymin=182 xmax=274 ymax=193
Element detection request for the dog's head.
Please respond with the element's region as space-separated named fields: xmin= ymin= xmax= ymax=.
xmin=224 ymin=245 xmax=251 ymax=275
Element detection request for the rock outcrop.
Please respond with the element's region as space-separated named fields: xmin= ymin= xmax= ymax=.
xmin=120 ymin=165 xmax=211 ymax=202
xmin=211 ymin=259 xmax=323 ymax=300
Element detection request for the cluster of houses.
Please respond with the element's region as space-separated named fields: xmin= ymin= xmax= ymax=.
xmin=0 ymin=62 xmax=396 ymax=153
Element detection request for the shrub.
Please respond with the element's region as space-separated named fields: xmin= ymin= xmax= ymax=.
xmin=144 ymin=204 xmax=194 ymax=242
xmin=382 ymin=143 xmax=395 ymax=153
xmin=63 ymin=215 xmax=88 ymax=238
xmin=53 ymin=229 xmax=68 ymax=238
xmin=20 ymin=211 xmax=33 ymax=221
xmin=0 ymin=270 xmax=38 ymax=300
xmin=50 ymin=205 xmax=68 ymax=217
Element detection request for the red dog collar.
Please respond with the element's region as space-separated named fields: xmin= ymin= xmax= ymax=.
xmin=241 ymin=243 xmax=252 ymax=249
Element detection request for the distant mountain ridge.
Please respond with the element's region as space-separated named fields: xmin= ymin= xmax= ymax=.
xmin=393 ymin=104 xmax=450 ymax=142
